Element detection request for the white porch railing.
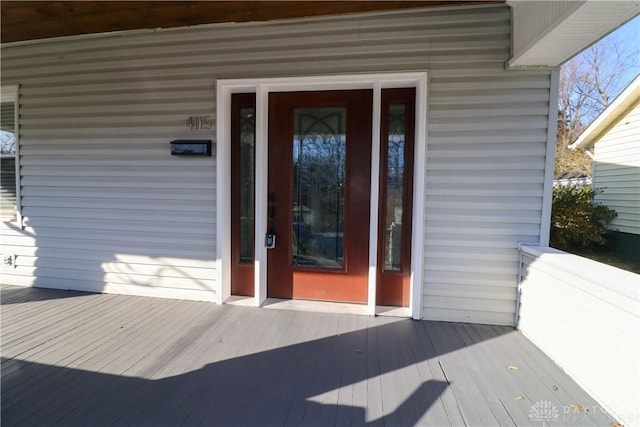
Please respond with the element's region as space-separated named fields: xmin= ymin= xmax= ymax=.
xmin=517 ymin=245 xmax=640 ymax=427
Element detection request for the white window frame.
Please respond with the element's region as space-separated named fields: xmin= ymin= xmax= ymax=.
xmin=216 ymin=72 xmax=428 ymax=319
xmin=1 ymin=85 xmax=21 ymax=225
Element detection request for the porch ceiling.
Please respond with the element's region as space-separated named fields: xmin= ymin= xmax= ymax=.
xmin=1 ymin=1 xmax=503 ymax=44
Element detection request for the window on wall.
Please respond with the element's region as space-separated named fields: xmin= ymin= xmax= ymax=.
xmin=1 ymin=86 xmax=19 ymax=222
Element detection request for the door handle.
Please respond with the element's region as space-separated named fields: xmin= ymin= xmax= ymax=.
xmin=267 ymin=194 xmax=276 ymax=249
xmin=265 ymin=230 xmax=276 ymax=249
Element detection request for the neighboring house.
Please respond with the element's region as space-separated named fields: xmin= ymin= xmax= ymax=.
xmin=0 ymin=1 xmax=638 ymax=325
xmin=570 ymin=75 xmax=640 ymax=256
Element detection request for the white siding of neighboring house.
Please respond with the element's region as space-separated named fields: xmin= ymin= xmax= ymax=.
xmin=593 ymin=103 xmax=640 ymax=236
xmin=0 ymin=4 xmax=553 ymax=324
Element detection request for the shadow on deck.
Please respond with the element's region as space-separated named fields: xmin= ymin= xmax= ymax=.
xmin=0 ymin=285 xmax=614 ymax=426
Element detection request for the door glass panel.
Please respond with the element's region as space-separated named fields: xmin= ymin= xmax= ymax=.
xmin=239 ymin=107 xmax=255 ymax=263
xmin=384 ymin=104 xmax=406 ymax=271
xmin=292 ymin=107 xmax=346 ymax=268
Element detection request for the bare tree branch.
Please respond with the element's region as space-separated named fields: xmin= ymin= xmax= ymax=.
xmin=555 ymin=30 xmax=639 ymax=177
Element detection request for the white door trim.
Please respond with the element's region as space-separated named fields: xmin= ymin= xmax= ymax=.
xmin=216 ymin=72 xmax=428 ymax=319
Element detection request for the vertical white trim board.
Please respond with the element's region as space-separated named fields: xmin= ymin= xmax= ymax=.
xmin=367 ymin=81 xmax=383 ymax=317
xmin=216 ymin=72 xmax=428 ymax=317
xmin=539 ymin=69 xmax=560 ymax=247
xmin=254 ymin=86 xmax=269 ymax=307
xmin=410 ymin=74 xmax=428 ymax=320
xmin=215 ymin=80 xmax=230 ymax=305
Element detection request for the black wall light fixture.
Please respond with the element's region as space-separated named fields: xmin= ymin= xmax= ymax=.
xmin=170 ymin=140 xmax=213 ymax=156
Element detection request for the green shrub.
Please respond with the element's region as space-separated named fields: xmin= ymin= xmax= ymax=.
xmin=550 ymin=185 xmax=617 ymax=250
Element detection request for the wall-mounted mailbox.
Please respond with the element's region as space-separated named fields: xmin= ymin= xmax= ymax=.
xmin=170 ymin=140 xmax=212 ymax=156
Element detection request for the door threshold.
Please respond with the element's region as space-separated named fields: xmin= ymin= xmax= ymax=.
xmin=262 ymin=298 xmax=411 ymax=318
xmin=225 ymin=296 xmax=411 ymax=318
xmin=376 ymin=305 xmax=411 ymax=318
xmin=263 ymin=298 xmax=370 ymax=316
xmin=224 ymin=295 xmax=256 ymax=307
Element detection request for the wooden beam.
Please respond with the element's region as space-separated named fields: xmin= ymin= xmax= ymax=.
xmin=1 ymin=1 xmax=503 ymax=44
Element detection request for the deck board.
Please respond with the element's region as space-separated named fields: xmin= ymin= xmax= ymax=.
xmin=433 ymin=323 xmax=497 ymax=426
xmin=49 ymin=302 xmax=215 ymax=426
xmin=502 ymin=327 xmax=612 ymax=427
xmin=1 ymin=293 xmax=116 ymax=348
xmin=0 ymin=284 xmax=618 ymax=427
xmin=461 ymin=323 xmax=536 ymax=426
xmin=454 ymin=324 xmax=517 ymax=427
xmin=2 ymin=296 xmax=161 ymax=401
xmin=415 ymin=321 xmax=468 ymax=426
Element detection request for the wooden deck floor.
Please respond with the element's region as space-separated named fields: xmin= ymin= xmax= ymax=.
xmin=1 ymin=285 xmax=616 ymax=427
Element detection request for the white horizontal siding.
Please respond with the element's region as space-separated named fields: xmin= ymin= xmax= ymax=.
xmin=1 ymin=4 xmax=553 ymax=322
xmin=424 ymin=44 xmax=551 ymax=324
xmin=593 ymin=104 xmax=640 ymax=235
xmin=0 ymin=73 xmax=216 ymax=301
xmin=518 ymin=246 xmax=640 ymax=427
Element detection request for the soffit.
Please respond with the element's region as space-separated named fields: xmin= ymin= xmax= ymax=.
xmin=1 ymin=1 xmax=503 ymax=44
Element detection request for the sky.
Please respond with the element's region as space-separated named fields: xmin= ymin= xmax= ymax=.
xmin=597 ymin=14 xmax=639 ymax=96
xmin=564 ymin=14 xmax=640 ymax=125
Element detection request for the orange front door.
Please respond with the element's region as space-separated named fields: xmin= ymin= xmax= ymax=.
xmin=267 ymin=90 xmax=373 ymax=303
